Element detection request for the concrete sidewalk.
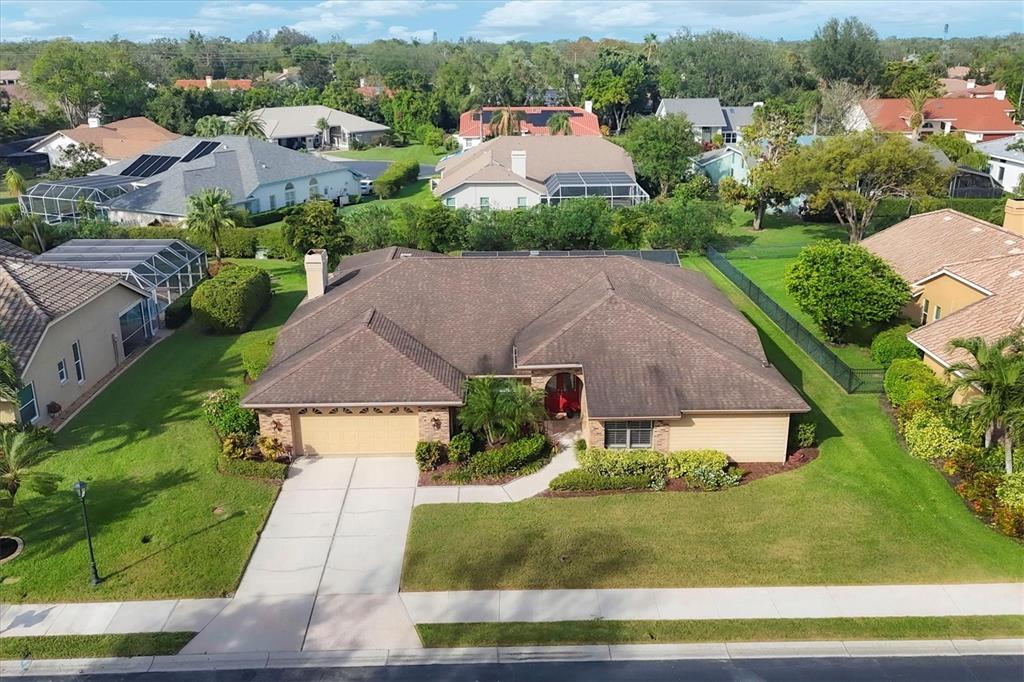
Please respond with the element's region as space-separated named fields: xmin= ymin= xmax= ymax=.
xmin=2 ymin=639 xmax=1022 ymax=677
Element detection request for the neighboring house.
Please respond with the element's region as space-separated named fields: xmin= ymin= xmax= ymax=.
xmin=0 ymin=240 xmax=34 ymax=259
xmin=249 ymin=105 xmax=390 ymax=150
xmin=432 ymin=136 xmax=649 ymax=209
xmin=847 ymin=97 xmax=1022 ymax=142
xmin=0 ymin=70 xmax=20 ymax=85
xmin=0 ymin=256 xmax=152 ymax=427
xmin=655 ymin=98 xmax=760 ymax=144
xmin=862 ymin=208 xmax=1024 ymax=376
xmin=0 ymin=135 xmax=50 ymax=174
xmin=20 ymin=135 xmax=360 ymax=225
xmin=456 ymin=106 xmax=601 ymax=150
xmin=940 ymin=78 xmax=1003 ymax=99
xmin=174 ymin=76 xmax=253 ymax=91
xmin=694 ymin=145 xmax=751 ymax=185
xmin=262 ymin=67 xmax=302 ymax=86
xmin=241 ymin=247 xmax=809 ymax=461
xmin=976 ymin=134 xmax=1024 ymax=191
xmin=354 ymin=78 xmax=394 ymax=100
xmin=27 ymin=117 xmax=180 ymax=168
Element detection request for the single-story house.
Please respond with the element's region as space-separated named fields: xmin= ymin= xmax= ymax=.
xmin=862 ymin=207 xmax=1024 ymax=376
xmin=940 ymin=77 xmax=1004 ymax=99
xmin=0 ymin=70 xmax=20 ymax=86
xmin=433 ymin=136 xmax=649 ymax=210
xmin=976 ymin=134 xmax=1024 ymax=191
xmin=27 ymin=117 xmax=180 ymax=168
xmin=694 ymin=145 xmax=751 ymax=185
xmin=249 ymin=105 xmax=390 ymax=150
xmin=0 ymin=255 xmax=152 ymax=427
xmin=174 ymin=76 xmax=253 ymax=91
xmin=456 ymin=106 xmax=601 ymax=150
xmin=655 ymin=98 xmax=760 ymax=144
xmin=241 ymin=247 xmax=809 ymax=462
xmin=20 ymin=135 xmax=360 ymax=225
xmin=847 ymin=97 xmax=1022 ymax=142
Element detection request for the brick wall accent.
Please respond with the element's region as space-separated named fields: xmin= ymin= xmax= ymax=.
xmin=418 ymin=407 xmax=451 ymax=443
xmin=588 ymin=419 xmax=605 ymax=449
xmin=530 ymin=373 xmax=550 ymax=390
xmin=258 ymin=410 xmax=294 ymax=451
xmin=653 ymin=420 xmax=670 ymax=453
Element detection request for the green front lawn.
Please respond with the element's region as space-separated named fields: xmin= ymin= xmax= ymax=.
xmin=1 ymin=259 xmax=306 ymax=603
xmin=341 ymin=178 xmax=435 ymax=214
xmin=0 ymin=632 xmax=194 ymax=660
xmin=328 ymin=144 xmax=443 ymax=165
xmin=418 ymin=616 xmax=1024 ymax=648
xmin=401 ymin=257 xmax=1024 ymax=591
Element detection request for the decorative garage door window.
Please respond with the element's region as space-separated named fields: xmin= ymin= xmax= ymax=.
xmin=296 ymin=406 xmax=416 ymax=415
xmin=604 ymin=420 xmax=653 ymax=449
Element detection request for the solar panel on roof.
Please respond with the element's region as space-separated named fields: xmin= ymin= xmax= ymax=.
xmin=120 ymin=154 xmax=178 ymax=178
xmin=181 ymin=140 xmax=219 ymax=163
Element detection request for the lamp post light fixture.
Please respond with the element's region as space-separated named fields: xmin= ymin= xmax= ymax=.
xmin=72 ymin=480 xmax=102 ymax=586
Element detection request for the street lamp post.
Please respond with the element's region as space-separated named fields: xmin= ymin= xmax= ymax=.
xmin=72 ymin=480 xmax=101 ymax=586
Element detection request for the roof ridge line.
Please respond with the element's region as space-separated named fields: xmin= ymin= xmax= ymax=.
xmin=0 ymin=259 xmax=48 ymax=317
xmin=367 ymin=311 xmax=464 ymax=395
xmin=514 ymin=272 xmax=615 ymax=366
xmin=284 ymin=259 xmax=405 ymax=330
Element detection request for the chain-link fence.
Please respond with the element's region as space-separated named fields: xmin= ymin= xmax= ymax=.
xmin=706 ymin=246 xmax=884 ymax=394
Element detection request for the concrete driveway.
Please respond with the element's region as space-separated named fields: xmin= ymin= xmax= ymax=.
xmin=183 ymin=456 xmax=421 ymax=654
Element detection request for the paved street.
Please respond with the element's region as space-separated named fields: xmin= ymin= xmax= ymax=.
xmin=321 ymin=158 xmax=436 ymax=180
xmin=9 ymin=655 xmax=1024 ymax=681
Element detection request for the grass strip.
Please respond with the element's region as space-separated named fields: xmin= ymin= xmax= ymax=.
xmin=0 ymin=632 xmax=194 ymax=660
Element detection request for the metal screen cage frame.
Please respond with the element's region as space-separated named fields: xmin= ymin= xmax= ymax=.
xmin=542 ymin=171 xmax=650 ymax=207
xmin=19 ymin=175 xmax=143 ymax=224
xmin=33 ymin=239 xmax=208 ymax=312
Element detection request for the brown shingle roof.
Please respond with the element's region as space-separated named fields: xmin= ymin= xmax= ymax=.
xmin=0 ymin=257 xmax=138 ymax=368
xmin=244 ymin=253 xmax=807 ymax=417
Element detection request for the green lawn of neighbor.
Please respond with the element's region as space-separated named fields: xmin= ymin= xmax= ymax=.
xmin=419 ymin=616 xmax=1024 ymax=648
xmin=1 ymin=259 xmax=306 ymax=603
xmin=329 ymin=143 xmax=443 ymax=165
xmin=401 ymin=257 xmax=1024 ymax=591
xmin=718 ymin=207 xmax=849 ymax=259
xmin=341 ymin=178 xmax=435 ymax=214
xmin=0 ymin=632 xmax=194 ymax=660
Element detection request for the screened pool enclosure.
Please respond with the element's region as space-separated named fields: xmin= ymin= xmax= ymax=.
xmin=19 ymin=175 xmax=142 ymax=224
xmin=542 ymin=171 xmax=650 ymax=207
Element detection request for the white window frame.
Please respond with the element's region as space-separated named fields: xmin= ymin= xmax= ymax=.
xmin=284 ymin=182 xmax=296 ymax=206
xmin=18 ymin=382 xmax=38 ymax=424
xmin=269 ymin=193 xmax=277 ymax=210
xmin=723 ymin=131 xmax=738 ymax=144
xmin=604 ymin=420 xmax=653 ymax=449
xmin=517 ymin=196 xmax=528 ymax=208
xmin=72 ymin=340 xmax=85 ymax=383
xmin=444 ymin=197 xmax=455 ymax=207
xmin=479 ymin=196 xmax=489 ymax=209
xmin=922 ymin=298 xmax=930 ymax=324
xmin=934 ymin=305 xmax=942 ymax=321
xmin=57 ymin=359 xmax=68 ymax=384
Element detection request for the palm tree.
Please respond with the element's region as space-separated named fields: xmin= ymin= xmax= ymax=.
xmin=488 ymin=108 xmax=524 ymax=137
xmin=4 ymin=168 xmax=25 ymax=197
xmin=0 ymin=429 xmax=56 ymax=515
xmin=183 ymin=188 xmax=238 ymax=264
xmin=194 ymin=115 xmax=230 ymax=138
xmin=947 ymin=331 xmax=1024 ymax=474
xmin=231 ymin=109 xmax=266 ymax=139
xmin=458 ymin=377 xmax=545 ymax=448
xmin=907 ymin=89 xmax=930 ymax=141
xmin=315 ymin=117 xmax=332 ymax=149
xmin=547 ymin=111 xmax=573 ymax=136
xmin=496 ymin=381 xmax=546 ymax=440
xmin=643 ymin=33 xmax=658 ymax=62
xmin=0 ymin=342 xmax=19 ymax=406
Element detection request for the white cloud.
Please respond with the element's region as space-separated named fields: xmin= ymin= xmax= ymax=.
xmin=387 ymin=25 xmax=435 ymax=42
xmin=429 ymin=2 xmax=458 ymax=10
xmin=4 ymin=19 xmax=52 ymax=33
xmin=199 ymin=2 xmax=291 ymax=20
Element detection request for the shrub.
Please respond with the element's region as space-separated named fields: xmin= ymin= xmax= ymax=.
xmin=448 ymin=432 xmax=472 ymax=464
xmin=218 ymin=455 xmax=288 ymax=480
xmin=414 ymin=440 xmax=447 ymax=471
xmin=797 ymin=422 xmax=817 ymax=449
xmin=903 ymin=411 xmax=966 ymax=461
xmin=191 ymin=265 xmax=271 ymax=333
xmin=956 ymin=471 xmax=1001 ymax=515
xmin=256 ymin=435 xmax=286 ymax=461
xmin=685 ymin=466 xmax=742 ymax=491
xmin=467 ymin=434 xmax=548 ymax=477
xmin=943 ymin=444 xmax=989 ymax=479
xmin=993 ymin=505 xmax=1024 ymax=538
xmin=164 ymin=287 xmax=196 ymax=329
xmin=254 ymin=225 xmax=295 ymax=259
xmin=549 ymin=469 xmax=651 ymax=491
xmin=575 ymin=438 xmax=588 ymax=453
xmin=996 ymin=472 xmax=1024 ymax=511
xmin=202 ymin=389 xmax=259 ymax=438
xmin=884 ymin=358 xmax=945 ymax=408
xmin=207 ymin=260 xmax=235 ymax=277
xmin=217 ymin=229 xmax=259 ymax=258
xmin=578 ymin=447 xmax=668 ymax=480
xmin=248 ymin=206 xmax=293 ymax=227
xmin=374 ymin=159 xmax=420 ymax=199
xmin=241 ymin=336 xmax=275 ymax=380
xmin=665 ymin=449 xmax=729 ymax=479
xmin=221 ymin=432 xmax=253 ymax=459
xmin=870 ymin=327 xmax=918 ymax=369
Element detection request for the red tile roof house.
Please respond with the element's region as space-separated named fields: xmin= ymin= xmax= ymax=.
xmin=174 ymin=76 xmax=253 ymax=91
xmin=846 ymin=97 xmax=1022 ymax=143
xmin=457 ymin=106 xmax=601 ymax=150
xmin=241 ymin=248 xmax=809 ymax=462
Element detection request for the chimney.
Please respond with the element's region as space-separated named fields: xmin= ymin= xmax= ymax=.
xmin=1005 ymin=201 xmax=1024 ymax=237
xmin=205 ymin=75 xmax=214 ymax=88
xmin=87 ymin=116 xmax=100 ymax=128
xmin=304 ymin=249 xmax=328 ymax=300
xmin=995 ymin=89 xmax=1007 ymax=101
xmin=753 ymin=101 xmax=764 ymax=108
xmin=510 ymin=150 xmax=526 ymax=178
xmin=966 ymin=79 xmax=976 ymax=89
xmin=583 ymin=100 xmax=593 ymax=113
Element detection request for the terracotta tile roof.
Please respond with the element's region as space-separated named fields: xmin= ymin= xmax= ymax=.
xmin=858 ymin=98 xmax=1021 ymax=136
xmin=0 ymin=256 xmax=137 ymax=368
xmin=40 ymin=117 xmax=180 ymax=161
xmin=354 ymin=84 xmax=394 ymax=99
xmin=458 ymin=106 xmax=601 ymax=139
xmin=174 ymin=79 xmax=252 ymax=90
xmin=244 ymin=249 xmax=808 ymax=417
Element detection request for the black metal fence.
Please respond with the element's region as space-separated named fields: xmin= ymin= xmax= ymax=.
xmin=706 ymin=246 xmax=885 ymax=394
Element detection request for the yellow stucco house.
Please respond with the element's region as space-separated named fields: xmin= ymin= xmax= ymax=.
xmin=862 ymin=207 xmax=1024 ymax=374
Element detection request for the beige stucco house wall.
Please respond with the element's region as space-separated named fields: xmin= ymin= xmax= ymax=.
xmin=440 ymin=182 xmax=543 ymax=210
xmin=914 ymin=274 xmax=988 ymax=326
xmin=14 ymin=284 xmax=144 ymax=427
xmin=666 ymin=412 xmax=791 ymax=462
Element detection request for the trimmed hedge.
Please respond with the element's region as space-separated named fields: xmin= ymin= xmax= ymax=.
xmin=884 ymin=358 xmax=946 ymax=408
xmin=870 ymin=327 xmax=918 ymax=369
xmin=665 ymin=449 xmax=729 ymax=479
xmin=467 ymin=434 xmax=548 ymax=477
xmin=873 ymin=197 xmax=1007 ymax=230
xmin=163 ymin=286 xmax=196 ymax=329
xmin=217 ymin=454 xmax=288 ymax=480
xmin=448 ymin=432 xmax=472 ymax=464
xmin=415 ymin=440 xmax=447 ymax=471
xmin=549 ymin=469 xmax=651 ymax=491
xmin=191 ymin=265 xmax=271 ymax=333
xmin=247 ymin=207 xmax=294 ymax=227
xmin=108 ymin=226 xmax=259 ymax=258
xmin=254 ymin=225 xmax=295 ymax=259
xmin=241 ymin=336 xmax=275 ymax=380
xmin=373 ymin=159 xmax=420 ymax=199
xmin=577 ymin=447 xmax=667 ymax=480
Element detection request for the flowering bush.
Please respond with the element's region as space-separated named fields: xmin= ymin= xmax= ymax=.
xmin=203 ymin=389 xmax=259 ymax=438
xmin=996 ymin=472 xmax=1024 ymax=511
xmin=903 ymin=411 xmax=965 ymax=461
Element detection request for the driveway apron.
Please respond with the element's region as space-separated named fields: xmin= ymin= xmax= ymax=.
xmin=182 ymin=456 xmax=421 ymax=654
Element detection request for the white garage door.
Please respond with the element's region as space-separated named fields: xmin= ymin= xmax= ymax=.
xmin=296 ymin=413 xmax=419 ymax=456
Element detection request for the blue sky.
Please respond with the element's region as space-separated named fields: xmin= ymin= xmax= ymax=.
xmin=0 ymin=1 xmax=1020 ymax=43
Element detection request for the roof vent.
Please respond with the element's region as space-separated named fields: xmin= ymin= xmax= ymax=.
xmin=1010 ymin=270 xmax=1023 ymax=278
xmin=971 ymin=226 xmax=983 ymax=232
xmin=1006 ymin=239 xmax=1017 ymax=245
xmin=944 ymin=215 xmax=953 ymax=221
xmin=529 ymin=250 xmax=540 ymax=256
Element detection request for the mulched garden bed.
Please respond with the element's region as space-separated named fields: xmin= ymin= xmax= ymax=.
xmin=418 ymin=457 xmax=552 ymax=487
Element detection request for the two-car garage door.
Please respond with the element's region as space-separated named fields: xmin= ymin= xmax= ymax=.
xmin=295 ymin=413 xmax=419 ymax=456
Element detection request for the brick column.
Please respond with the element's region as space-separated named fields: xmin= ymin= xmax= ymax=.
xmin=653 ymin=420 xmax=670 ymax=453
xmin=530 ymin=373 xmax=550 ymax=390
xmin=588 ymin=420 xmax=605 ymax=449
xmin=418 ymin=407 xmax=451 ymax=443
xmin=257 ymin=410 xmax=293 ymax=450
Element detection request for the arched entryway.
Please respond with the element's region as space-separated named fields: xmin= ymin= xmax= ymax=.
xmin=544 ymin=372 xmax=583 ymax=417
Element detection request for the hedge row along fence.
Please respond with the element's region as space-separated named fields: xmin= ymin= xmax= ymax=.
xmin=373 ymin=159 xmax=420 ymax=199
xmin=192 ymin=265 xmax=271 ymax=333
xmin=106 ymin=225 xmax=293 ymax=260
